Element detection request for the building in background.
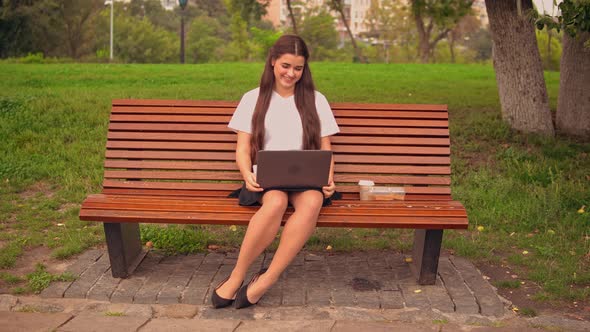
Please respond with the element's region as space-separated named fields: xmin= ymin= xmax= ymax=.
xmin=160 ymin=0 xmax=176 ymax=11
xmin=472 ymin=0 xmax=489 ymax=27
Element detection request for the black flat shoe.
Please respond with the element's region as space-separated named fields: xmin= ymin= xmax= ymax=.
xmin=234 ymin=268 xmax=268 ymax=309
xmin=211 ymin=275 xmax=243 ymax=309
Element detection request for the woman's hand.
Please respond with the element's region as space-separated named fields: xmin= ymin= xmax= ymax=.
xmin=322 ymin=180 xmax=335 ymax=198
xmin=244 ymin=171 xmax=263 ymax=192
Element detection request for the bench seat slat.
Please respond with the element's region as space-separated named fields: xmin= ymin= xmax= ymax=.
xmin=104 ymin=150 xmax=451 ymax=165
xmin=103 ymin=170 xmax=451 ymax=186
xmin=107 ymin=132 xmax=450 ymax=146
xmin=85 ymin=194 xmax=465 ymax=208
xmin=80 ymin=209 xmax=468 ymax=229
xmin=82 ymin=201 xmax=466 ymax=218
xmin=100 ymin=188 xmax=452 ymax=200
xmin=104 ymin=160 xmax=451 ymax=175
xmin=106 ymin=141 xmax=451 ymax=155
xmin=110 ymin=114 xmax=449 ymax=128
xmin=102 ymin=180 xmax=452 ymax=194
xmin=108 ymin=123 xmax=450 ymax=136
xmin=112 ymin=99 xmax=448 ymax=112
xmin=112 ymin=106 xmax=449 ymax=119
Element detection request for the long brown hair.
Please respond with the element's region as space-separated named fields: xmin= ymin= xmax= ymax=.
xmin=250 ymin=35 xmax=321 ymax=162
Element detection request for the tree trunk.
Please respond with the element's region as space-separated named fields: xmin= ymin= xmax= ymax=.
xmin=335 ymin=5 xmax=364 ymax=63
xmin=414 ymin=10 xmax=431 ymax=63
xmin=485 ymin=0 xmax=554 ymax=136
xmin=449 ymin=32 xmax=455 ymax=63
xmin=286 ymin=0 xmax=297 ymax=35
xmin=557 ymin=32 xmax=590 ymax=138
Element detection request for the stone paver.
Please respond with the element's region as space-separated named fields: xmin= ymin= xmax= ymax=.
xmin=0 ymin=294 xmax=18 ymax=311
xmin=332 ymin=320 xmax=439 ymax=332
xmin=0 ymin=311 xmax=73 ymax=331
xmin=236 ymin=320 xmax=335 ymax=331
xmin=438 ymin=258 xmax=480 ymax=314
xmin=57 ymin=314 xmax=149 ymax=332
xmin=64 ymin=253 xmax=110 ymax=299
xmin=141 ymin=318 xmax=239 ymax=332
xmin=35 ymin=249 xmax=509 ymax=319
xmin=450 ymin=256 xmax=505 ymax=317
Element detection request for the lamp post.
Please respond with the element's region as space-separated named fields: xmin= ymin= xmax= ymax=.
xmin=179 ymin=0 xmax=188 ymax=64
xmin=110 ymin=0 xmax=113 ymax=60
xmin=104 ymin=0 xmax=114 ymax=61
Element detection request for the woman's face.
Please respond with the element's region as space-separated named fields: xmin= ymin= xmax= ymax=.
xmin=272 ymin=53 xmax=306 ymax=93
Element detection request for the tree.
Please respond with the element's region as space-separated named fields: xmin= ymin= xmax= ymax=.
xmin=55 ymin=0 xmax=104 ymax=59
xmin=447 ymin=14 xmax=480 ymax=63
xmin=534 ymin=0 xmax=590 ymax=138
xmin=327 ymin=0 xmax=365 ymax=62
xmin=228 ymin=0 xmax=269 ymax=28
xmin=364 ymin=0 xmax=414 ymax=63
xmin=286 ymin=0 xmax=298 ymax=35
xmin=96 ymin=9 xmax=178 ymax=63
xmin=186 ymin=15 xmax=225 ymax=63
xmin=485 ymin=0 xmax=554 ymax=136
xmin=300 ymin=9 xmax=339 ymax=61
xmin=464 ymin=27 xmax=492 ymax=61
xmin=410 ymin=0 xmax=474 ymax=63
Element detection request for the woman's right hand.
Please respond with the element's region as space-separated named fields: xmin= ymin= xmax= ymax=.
xmin=244 ymin=172 xmax=263 ymax=192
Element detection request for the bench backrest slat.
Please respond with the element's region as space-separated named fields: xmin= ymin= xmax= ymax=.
xmin=103 ymin=100 xmax=453 ymax=201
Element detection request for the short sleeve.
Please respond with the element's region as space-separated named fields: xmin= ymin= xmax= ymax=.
xmin=228 ymin=88 xmax=259 ymax=134
xmin=315 ymin=91 xmax=340 ymax=137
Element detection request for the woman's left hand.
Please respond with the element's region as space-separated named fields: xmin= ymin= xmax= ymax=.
xmin=322 ymin=180 xmax=335 ymax=198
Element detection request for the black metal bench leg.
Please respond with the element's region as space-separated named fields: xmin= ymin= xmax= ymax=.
xmin=104 ymin=223 xmax=147 ymax=278
xmin=410 ymin=229 xmax=443 ymax=285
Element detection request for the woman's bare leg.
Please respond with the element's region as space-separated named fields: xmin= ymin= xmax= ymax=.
xmin=215 ymin=190 xmax=288 ymax=299
xmin=245 ymin=190 xmax=323 ymax=303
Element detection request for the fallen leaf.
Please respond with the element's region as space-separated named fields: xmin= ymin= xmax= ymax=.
xmin=405 ymin=257 xmax=413 ymax=263
xmin=57 ymin=223 xmax=64 ymax=227
xmin=145 ymin=241 xmax=153 ymax=248
xmin=522 ymin=250 xmax=529 ymax=255
xmin=512 ymin=306 xmax=519 ymax=312
xmin=477 ymin=226 xmax=484 ymax=232
xmin=547 ymin=229 xmax=555 ymax=235
xmin=229 ymin=225 xmax=237 ymax=232
xmin=578 ymin=205 xmax=586 ymax=214
xmin=414 ymin=289 xmax=422 ymax=293
xmin=511 ymin=274 xmax=518 ymax=279
xmin=326 ymin=245 xmax=333 ymax=250
xmin=509 ymin=232 xmax=516 ymax=237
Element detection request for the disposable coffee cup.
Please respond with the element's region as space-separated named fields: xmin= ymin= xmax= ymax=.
xmin=358 ymin=180 xmax=375 ymax=200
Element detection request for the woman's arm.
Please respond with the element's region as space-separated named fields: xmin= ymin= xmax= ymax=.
xmin=236 ymin=131 xmax=263 ymax=192
xmin=321 ymin=136 xmax=335 ymax=198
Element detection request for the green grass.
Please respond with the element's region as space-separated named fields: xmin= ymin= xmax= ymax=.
xmin=25 ymin=263 xmax=76 ymax=294
xmin=494 ymin=280 xmax=522 ymax=289
xmin=0 ymin=62 xmax=587 ymax=303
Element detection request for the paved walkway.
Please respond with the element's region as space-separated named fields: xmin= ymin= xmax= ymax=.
xmin=1 ymin=249 xmax=589 ymax=331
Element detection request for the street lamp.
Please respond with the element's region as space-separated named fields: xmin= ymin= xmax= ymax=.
xmin=104 ymin=0 xmax=114 ymax=61
xmin=179 ymin=0 xmax=188 ymax=64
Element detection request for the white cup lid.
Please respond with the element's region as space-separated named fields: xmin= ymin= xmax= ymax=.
xmin=358 ymin=180 xmax=375 ymax=186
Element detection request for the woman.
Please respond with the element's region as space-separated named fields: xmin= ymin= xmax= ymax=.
xmin=213 ymin=35 xmax=340 ymax=309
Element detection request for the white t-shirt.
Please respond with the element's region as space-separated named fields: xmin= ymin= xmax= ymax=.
xmin=228 ymin=88 xmax=340 ymax=150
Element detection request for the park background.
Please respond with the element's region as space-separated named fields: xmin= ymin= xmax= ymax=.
xmin=0 ymin=0 xmax=588 ymax=320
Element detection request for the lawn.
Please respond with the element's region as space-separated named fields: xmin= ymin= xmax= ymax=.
xmin=0 ymin=63 xmax=588 ymax=305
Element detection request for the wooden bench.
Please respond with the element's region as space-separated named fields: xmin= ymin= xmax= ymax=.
xmin=79 ymin=99 xmax=468 ymax=285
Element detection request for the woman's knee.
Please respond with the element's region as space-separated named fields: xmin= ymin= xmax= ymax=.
xmin=292 ymin=190 xmax=323 ymax=215
xmin=261 ymin=190 xmax=289 ymax=212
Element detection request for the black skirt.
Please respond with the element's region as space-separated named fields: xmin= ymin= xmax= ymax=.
xmin=228 ymin=183 xmax=341 ymax=207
